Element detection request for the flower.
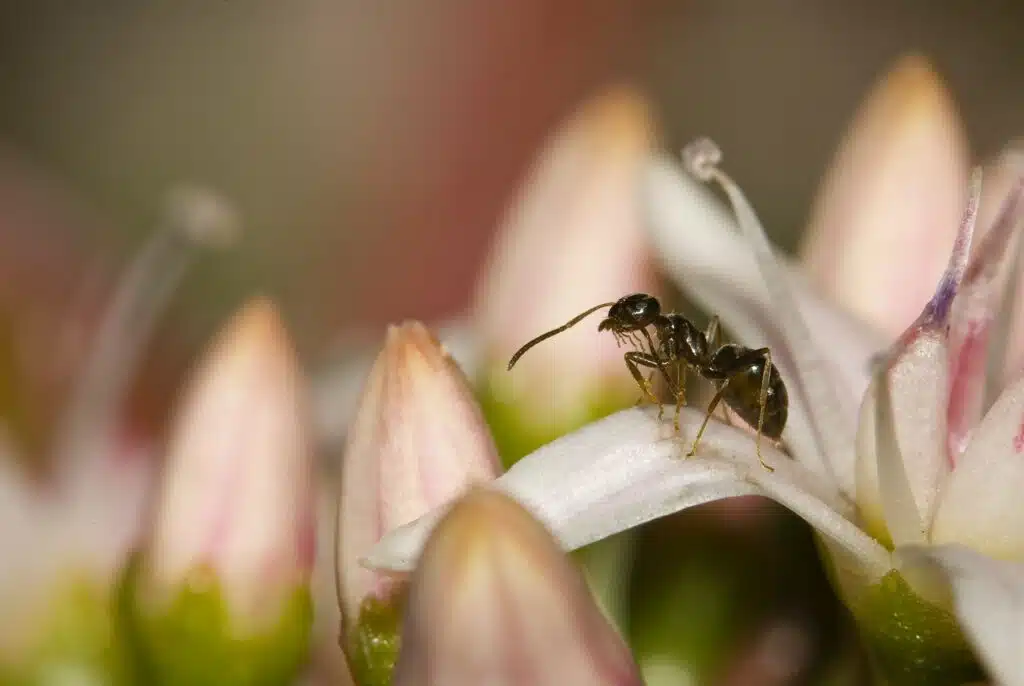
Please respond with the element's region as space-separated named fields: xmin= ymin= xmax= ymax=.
xmin=366 ymin=57 xmax=1024 ymax=684
xmin=335 ymin=321 xmax=502 ymax=685
xmin=393 ymin=488 xmax=642 ymax=686
xmin=0 ymin=185 xmax=238 ymax=683
xmin=122 ymin=297 xmax=316 ymax=686
xmin=472 ymin=86 xmax=659 ymax=448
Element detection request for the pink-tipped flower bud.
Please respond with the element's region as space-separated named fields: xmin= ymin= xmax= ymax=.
xmin=394 ymin=488 xmax=642 ymax=686
xmin=125 ymin=298 xmax=315 ymax=686
xmin=472 ymin=87 xmax=659 ymax=447
xmin=336 ymin=321 xmax=501 ymax=685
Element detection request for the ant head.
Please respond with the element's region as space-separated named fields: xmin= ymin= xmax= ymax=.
xmin=598 ymin=293 xmax=661 ymax=333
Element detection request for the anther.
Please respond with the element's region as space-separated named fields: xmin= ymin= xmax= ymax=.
xmin=681 ymin=137 xmax=723 ymax=182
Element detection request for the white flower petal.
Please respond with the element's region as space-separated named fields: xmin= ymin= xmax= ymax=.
xmin=932 ymin=373 xmax=1024 ymax=559
xmin=364 ymin=407 xmax=891 ymax=580
xmin=856 ymin=176 xmax=979 ymax=545
xmin=897 ymin=544 xmax=1024 ymax=686
xmin=857 ymin=364 xmax=932 ymax=546
xmin=645 ymin=153 xmax=885 ymax=496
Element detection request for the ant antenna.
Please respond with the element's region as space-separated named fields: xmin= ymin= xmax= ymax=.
xmin=507 ymin=301 xmax=616 ymax=370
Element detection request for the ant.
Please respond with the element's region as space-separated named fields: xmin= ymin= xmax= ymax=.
xmin=507 ymin=293 xmax=787 ymax=470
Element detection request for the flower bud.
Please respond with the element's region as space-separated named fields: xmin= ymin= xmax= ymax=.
xmin=394 ymin=488 xmax=642 ymax=686
xmin=473 ymin=86 xmax=659 ymax=462
xmin=336 ymin=321 xmax=501 ymax=685
xmin=802 ymin=55 xmax=968 ymax=337
xmin=123 ymin=298 xmax=315 ymax=686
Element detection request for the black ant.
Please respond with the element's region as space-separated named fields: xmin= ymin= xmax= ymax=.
xmin=507 ymin=293 xmax=787 ymax=470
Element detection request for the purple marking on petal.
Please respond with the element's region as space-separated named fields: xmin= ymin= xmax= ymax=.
xmin=920 ymin=173 xmax=981 ymax=326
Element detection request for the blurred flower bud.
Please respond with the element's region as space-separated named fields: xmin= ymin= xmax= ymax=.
xmin=123 ymin=299 xmax=315 ymax=686
xmin=0 ymin=446 xmax=139 ymax=685
xmin=394 ymin=488 xmax=642 ymax=686
xmin=336 ymin=321 xmax=501 ymax=685
xmin=801 ymin=54 xmax=968 ymax=337
xmin=473 ymin=86 xmax=659 ymax=463
xmin=0 ymin=185 xmax=238 ymax=685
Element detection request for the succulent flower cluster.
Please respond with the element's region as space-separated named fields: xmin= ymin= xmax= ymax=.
xmin=4 ymin=54 xmax=1024 ymax=686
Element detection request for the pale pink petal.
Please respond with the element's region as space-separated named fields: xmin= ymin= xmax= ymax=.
xmin=311 ymin=318 xmax=477 ymax=451
xmin=948 ymin=157 xmax=1024 ymax=461
xmin=801 ymin=55 xmax=969 ymax=338
xmin=931 ymin=373 xmax=1024 ymax=559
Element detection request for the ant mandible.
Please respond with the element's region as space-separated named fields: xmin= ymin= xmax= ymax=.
xmin=507 ymin=293 xmax=787 ymax=470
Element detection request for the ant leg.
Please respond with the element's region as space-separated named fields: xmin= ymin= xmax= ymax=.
xmin=687 ymin=381 xmax=728 ymax=457
xmin=624 ymin=351 xmax=664 ymax=417
xmin=672 ymin=364 xmax=687 ymax=433
xmin=754 ymin=348 xmax=775 ymax=472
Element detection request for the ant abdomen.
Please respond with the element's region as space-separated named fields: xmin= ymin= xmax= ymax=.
xmin=709 ymin=344 xmax=788 ymax=441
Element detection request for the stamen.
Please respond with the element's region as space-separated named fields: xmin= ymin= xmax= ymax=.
xmin=681 ymin=137 xmax=850 ymax=486
xmin=53 ymin=185 xmax=240 ymax=462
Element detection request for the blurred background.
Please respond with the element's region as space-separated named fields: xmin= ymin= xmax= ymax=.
xmin=0 ymin=3 xmax=1021 ymax=684
xmin=1 ymin=2 xmax=1022 ymax=362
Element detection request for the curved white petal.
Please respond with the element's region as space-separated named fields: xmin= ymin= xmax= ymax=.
xmin=856 ymin=179 xmax=978 ymax=545
xmin=364 ymin=407 xmax=890 ymax=580
xmin=932 ymin=374 xmax=1024 ymax=558
xmin=897 ymin=544 xmax=1024 ymax=686
xmin=644 ymin=154 xmax=886 ymax=496
xmin=857 ymin=362 xmax=934 ymax=546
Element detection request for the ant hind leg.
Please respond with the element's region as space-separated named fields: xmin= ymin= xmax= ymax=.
xmin=687 ymin=382 xmax=727 ymax=457
xmin=754 ymin=349 xmax=775 ymax=472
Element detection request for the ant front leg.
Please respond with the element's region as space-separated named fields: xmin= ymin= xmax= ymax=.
xmin=624 ymin=351 xmax=667 ymax=420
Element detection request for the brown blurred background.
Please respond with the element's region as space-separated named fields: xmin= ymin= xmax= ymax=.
xmin=0 ymin=1 xmax=1021 ymax=361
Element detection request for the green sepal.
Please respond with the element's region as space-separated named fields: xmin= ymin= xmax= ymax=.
xmin=851 ymin=570 xmax=984 ymax=686
xmin=345 ymin=589 xmax=407 ymax=686
xmin=120 ymin=558 xmax=312 ymax=686
xmin=0 ymin=576 xmax=134 ymax=686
